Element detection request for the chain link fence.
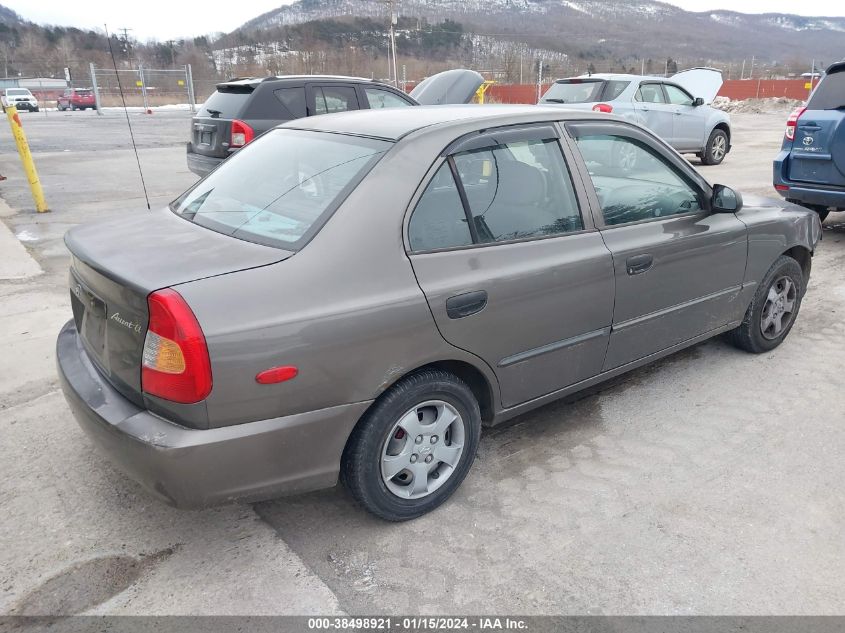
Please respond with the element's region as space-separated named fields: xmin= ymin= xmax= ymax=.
xmin=88 ymin=65 xmax=195 ymax=110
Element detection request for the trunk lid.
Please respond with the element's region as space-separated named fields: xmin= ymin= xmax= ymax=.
xmin=670 ymin=67 xmax=723 ymax=104
xmin=65 ymin=208 xmax=290 ymax=404
xmin=410 ymin=69 xmax=485 ymax=105
xmin=190 ymin=81 xmax=256 ymax=159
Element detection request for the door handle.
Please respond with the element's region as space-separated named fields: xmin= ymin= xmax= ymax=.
xmin=446 ymin=290 xmax=488 ymax=319
xmin=626 ymin=254 xmax=654 ymax=275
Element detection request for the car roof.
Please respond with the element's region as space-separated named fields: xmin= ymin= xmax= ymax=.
xmin=555 ymin=73 xmax=663 ymax=82
xmin=218 ymin=75 xmax=387 ymax=88
xmin=282 ymin=104 xmax=611 ymax=141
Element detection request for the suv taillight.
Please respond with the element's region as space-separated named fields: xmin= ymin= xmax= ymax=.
xmin=785 ymin=106 xmax=806 ymax=141
xmin=231 ymin=119 xmax=254 ymax=148
xmin=592 ymin=103 xmax=613 ymax=113
xmin=142 ymin=289 xmax=212 ymax=404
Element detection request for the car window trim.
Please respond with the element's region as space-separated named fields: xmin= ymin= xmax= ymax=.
xmin=563 ymin=120 xmax=713 ymax=230
xmin=405 ymin=125 xmax=595 ymax=255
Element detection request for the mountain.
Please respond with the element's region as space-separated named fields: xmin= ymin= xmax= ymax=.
xmin=0 ymin=4 xmax=22 ymax=26
xmin=240 ymin=0 xmax=845 ymax=67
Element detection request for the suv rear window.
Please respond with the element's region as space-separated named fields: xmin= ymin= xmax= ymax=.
xmin=171 ymin=129 xmax=391 ymax=250
xmin=75 ymin=89 xmax=93 ymax=96
xmin=198 ymin=89 xmax=251 ymax=118
xmin=808 ymin=70 xmax=845 ymax=110
xmin=541 ymin=79 xmax=630 ymax=104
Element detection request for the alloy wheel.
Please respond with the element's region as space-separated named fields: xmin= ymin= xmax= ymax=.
xmin=760 ymin=276 xmax=797 ymax=340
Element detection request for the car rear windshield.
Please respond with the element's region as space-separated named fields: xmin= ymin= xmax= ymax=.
xmin=541 ymin=79 xmax=630 ymax=104
xmin=170 ymin=129 xmax=391 ymax=250
xmin=198 ymin=88 xmax=252 ymax=118
xmin=75 ymin=89 xmax=93 ymax=96
xmin=808 ymin=70 xmax=845 ymax=110
xmin=6 ymin=89 xmax=30 ymax=96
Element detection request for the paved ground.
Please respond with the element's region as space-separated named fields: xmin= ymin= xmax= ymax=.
xmin=0 ymin=109 xmax=843 ymax=616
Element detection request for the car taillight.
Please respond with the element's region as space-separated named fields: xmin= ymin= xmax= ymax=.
xmin=230 ymin=119 xmax=254 ymax=148
xmin=592 ymin=103 xmax=613 ymax=113
xmin=785 ymin=106 xmax=806 ymax=141
xmin=142 ymin=288 xmax=212 ymax=404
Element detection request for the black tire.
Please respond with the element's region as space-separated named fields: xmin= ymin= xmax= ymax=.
xmin=729 ymin=255 xmax=804 ymax=353
xmin=341 ymin=369 xmax=482 ymax=521
xmin=701 ymin=128 xmax=729 ymax=165
xmin=815 ymin=208 xmax=830 ymax=223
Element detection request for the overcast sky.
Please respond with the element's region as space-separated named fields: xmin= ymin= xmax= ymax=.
xmin=3 ymin=0 xmax=845 ymax=40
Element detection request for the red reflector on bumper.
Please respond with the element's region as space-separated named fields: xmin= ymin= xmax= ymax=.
xmin=256 ymin=366 xmax=299 ymax=384
xmin=775 ymin=185 xmax=790 ymax=192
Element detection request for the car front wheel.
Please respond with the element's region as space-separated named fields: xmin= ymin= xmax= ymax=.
xmin=701 ymin=128 xmax=728 ymax=165
xmin=341 ymin=369 xmax=482 ymax=521
xmin=729 ymin=255 xmax=804 ymax=353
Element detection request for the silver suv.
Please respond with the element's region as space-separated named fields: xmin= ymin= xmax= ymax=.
xmin=540 ymin=68 xmax=731 ymax=165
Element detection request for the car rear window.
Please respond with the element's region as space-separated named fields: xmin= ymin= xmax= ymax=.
xmin=170 ymin=129 xmax=391 ymax=250
xmin=75 ymin=89 xmax=93 ymax=96
xmin=540 ymin=79 xmax=629 ymax=104
xmin=198 ymin=89 xmax=251 ymax=118
xmin=808 ymin=70 xmax=845 ymax=110
xmin=6 ymin=89 xmax=30 ymax=96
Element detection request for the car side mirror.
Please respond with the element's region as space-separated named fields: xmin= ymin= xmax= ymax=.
xmin=693 ymin=97 xmax=705 ymax=107
xmin=712 ymin=184 xmax=743 ymax=213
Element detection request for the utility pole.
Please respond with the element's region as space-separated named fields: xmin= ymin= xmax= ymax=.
xmin=749 ymin=55 xmax=755 ymax=79
xmin=379 ymin=0 xmax=399 ymax=85
xmin=740 ymin=59 xmax=746 ymax=80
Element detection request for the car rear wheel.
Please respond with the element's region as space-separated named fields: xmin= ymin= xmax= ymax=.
xmin=341 ymin=369 xmax=481 ymax=521
xmin=701 ymin=128 xmax=728 ymax=165
xmin=729 ymin=255 xmax=804 ymax=353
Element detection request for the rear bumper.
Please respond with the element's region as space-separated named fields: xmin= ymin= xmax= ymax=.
xmin=57 ymin=320 xmax=370 ymax=508
xmin=186 ymin=144 xmax=224 ymax=177
xmin=773 ymin=152 xmax=845 ymax=209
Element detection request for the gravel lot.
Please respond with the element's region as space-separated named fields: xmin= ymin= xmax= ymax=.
xmin=0 ymin=108 xmax=843 ymax=616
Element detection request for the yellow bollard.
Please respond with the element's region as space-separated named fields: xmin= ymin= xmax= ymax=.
xmin=4 ymin=104 xmax=49 ymax=213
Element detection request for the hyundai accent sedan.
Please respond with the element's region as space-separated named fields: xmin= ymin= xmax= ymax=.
xmin=57 ymin=106 xmax=821 ymax=521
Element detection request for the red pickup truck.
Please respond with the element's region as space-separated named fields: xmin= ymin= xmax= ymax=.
xmin=58 ymin=88 xmax=96 ymax=111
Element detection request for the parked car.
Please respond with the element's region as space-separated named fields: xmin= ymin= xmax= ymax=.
xmin=1 ymin=88 xmax=39 ymax=112
xmin=186 ymin=70 xmax=485 ymax=176
xmin=58 ymin=88 xmax=96 ymax=111
xmin=773 ymin=60 xmax=845 ymax=222
xmin=540 ymin=68 xmax=731 ymax=165
xmin=58 ymin=106 xmax=821 ymax=521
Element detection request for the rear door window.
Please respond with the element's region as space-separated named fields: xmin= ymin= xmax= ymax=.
xmin=199 ymin=90 xmax=250 ymax=118
xmin=454 ymin=139 xmax=583 ymax=242
xmin=408 ymin=134 xmax=583 ymax=251
xmin=314 ymin=86 xmax=359 ymax=114
xmin=808 ymin=71 xmax=845 ymax=110
xmin=635 ymin=83 xmax=667 ymax=103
